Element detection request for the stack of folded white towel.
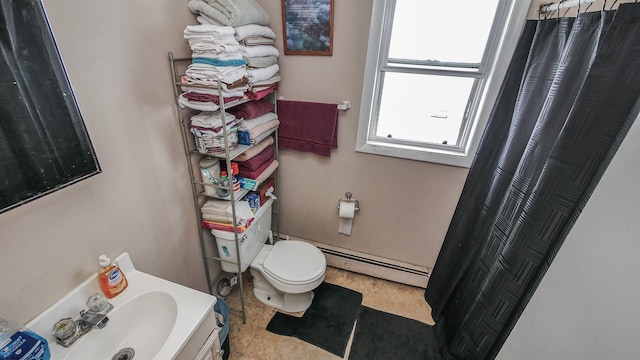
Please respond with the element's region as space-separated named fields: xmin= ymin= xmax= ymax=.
xmin=182 ymin=0 xmax=281 ymax=147
xmin=201 ymin=198 xmax=255 ymax=224
xmin=189 ymin=110 xmax=239 ymax=139
xmin=235 ymin=24 xmax=280 ymax=98
xmin=180 ymin=24 xmax=249 ymax=111
xmin=186 ymin=0 xmax=280 ymax=101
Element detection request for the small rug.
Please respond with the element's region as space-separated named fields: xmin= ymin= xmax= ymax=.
xmin=266 ymin=282 xmax=363 ymax=357
xmin=349 ymin=306 xmax=442 ymax=360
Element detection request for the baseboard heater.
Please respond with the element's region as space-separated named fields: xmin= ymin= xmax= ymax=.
xmin=277 ymin=234 xmax=431 ymax=288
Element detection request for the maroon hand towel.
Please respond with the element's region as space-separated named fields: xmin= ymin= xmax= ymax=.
xmin=237 ymin=145 xmax=274 ymax=172
xmin=276 ymin=100 xmax=338 ymax=157
xmin=182 ymin=92 xmax=242 ymax=104
xmin=228 ymin=99 xmax=273 ymax=120
xmin=238 ymin=155 xmax=275 ymax=179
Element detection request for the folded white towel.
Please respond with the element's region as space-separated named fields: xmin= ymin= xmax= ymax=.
xmin=246 ymin=64 xmax=279 ymax=83
xmin=241 ymin=36 xmax=275 ymax=46
xmin=246 ymin=56 xmax=278 ymax=68
xmin=191 ymin=52 xmax=244 ymax=61
xmin=234 ymin=24 xmax=276 ymax=41
xmin=251 ymin=74 xmax=280 ymax=87
xmin=178 ymin=94 xmax=219 ymax=111
xmin=181 ymin=83 xmax=249 ymax=94
xmin=185 ymin=24 xmax=236 ymax=35
xmin=190 ymin=111 xmax=236 ymax=129
xmin=185 ymin=34 xmax=238 ymax=45
xmin=241 ymin=112 xmax=278 ymax=130
xmin=197 ymin=14 xmax=222 ymax=26
xmin=188 ymin=0 xmax=270 ymax=27
xmin=189 ymin=40 xmax=241 ymax=54
xmin=186 ymin=63 xmax=247 ymax=84
xmin=201 ymin=199 xmax=255 ymax=223
xmin=240 ymin=45 xmax=279 ymax=58
xmin=200 ymin=88 xmax=244 ymax=98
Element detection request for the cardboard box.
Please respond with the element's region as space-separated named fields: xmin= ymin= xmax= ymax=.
xmin=256 ymin=177 xmax=275 ymax=205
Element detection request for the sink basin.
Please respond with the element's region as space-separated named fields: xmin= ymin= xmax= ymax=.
xmin=65 ymin=291 xmax=177 ymax=359
xmin=26 ymin=252 xmax=218 ymax=360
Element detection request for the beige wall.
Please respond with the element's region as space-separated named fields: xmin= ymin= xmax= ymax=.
xmin=258 ymin=0 xmax=468 ymax=268
xmin=0 ymin=0 xmax=207 ymax=324
xmin=0 ymin=0 xmax=474 ymax=325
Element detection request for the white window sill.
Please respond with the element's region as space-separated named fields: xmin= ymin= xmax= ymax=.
xmin=355 ymin=140 xmax=474 ymax=168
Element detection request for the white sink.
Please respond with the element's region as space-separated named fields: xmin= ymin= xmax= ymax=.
xmin=65 ymin=291 xmax=177 ymax=359
xmin=27 ymin=253 xmax=217 ymax=360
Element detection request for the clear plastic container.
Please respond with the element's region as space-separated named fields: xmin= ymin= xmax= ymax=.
xmin=200 ymin=157 xmax=221 ymax=197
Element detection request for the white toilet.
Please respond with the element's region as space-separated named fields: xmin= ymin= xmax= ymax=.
xmin=211 ymin=199 xmax=326 ymax=313
xmin=250 ymin=239 xmax=326 ymax=312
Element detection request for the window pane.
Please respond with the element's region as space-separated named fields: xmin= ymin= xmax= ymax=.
xmin=375 ymin=72 xmax=474 ymax=145
xmin=389 ymin=0 xmax=500 ymax=64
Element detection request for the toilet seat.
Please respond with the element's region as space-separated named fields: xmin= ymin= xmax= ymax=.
xmin=262 ymin=240 xmax=326 ymax=286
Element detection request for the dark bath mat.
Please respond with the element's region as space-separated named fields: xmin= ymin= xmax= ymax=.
xmin=266 ymin=282 xmax=363 ymax=357
xmin=349 ymin=306 xmax=441 ymax=360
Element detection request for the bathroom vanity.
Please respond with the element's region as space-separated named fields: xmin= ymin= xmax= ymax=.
xmin=27 ymin=252 xmax=223 ymax=360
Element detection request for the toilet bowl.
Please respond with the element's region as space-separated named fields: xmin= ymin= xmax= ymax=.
xmin=250 ymin=240 xmax=326 ymax=312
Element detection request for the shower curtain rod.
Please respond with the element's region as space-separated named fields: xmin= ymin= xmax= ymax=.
xmin=539 ymin=0 xmax=598 ymax=14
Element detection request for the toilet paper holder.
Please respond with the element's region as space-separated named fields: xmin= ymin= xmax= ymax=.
xmin=337 ymin=192 xmax=360 ymax=212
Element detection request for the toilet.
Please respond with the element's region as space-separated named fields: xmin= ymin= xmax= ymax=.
xmin=250 ymin=239 xmax=326 ymax=312
xmin=211 ymin=199 xmax=326 ymax=313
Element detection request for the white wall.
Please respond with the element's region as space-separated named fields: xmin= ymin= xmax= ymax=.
xmin=0 ymin=0 xmax=466 ymax=326
xmin=497 ymin=115 xmax=640 ymax=359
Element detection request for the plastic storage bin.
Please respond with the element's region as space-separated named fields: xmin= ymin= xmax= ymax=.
xmin=214 ymin=297 xmax=230 ymax=360
xmin=211 ymin=198 xmax=273 ymax=273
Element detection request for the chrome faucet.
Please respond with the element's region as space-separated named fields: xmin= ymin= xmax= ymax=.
xmin=53 ymin=293 xmax=113 ymax=347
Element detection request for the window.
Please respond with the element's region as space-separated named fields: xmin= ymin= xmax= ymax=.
xmin=357 ymin=0 xmax=530 ymax=167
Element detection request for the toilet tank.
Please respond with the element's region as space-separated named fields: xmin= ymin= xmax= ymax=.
xmin=211 ymin=198 xmax=273 ymax=273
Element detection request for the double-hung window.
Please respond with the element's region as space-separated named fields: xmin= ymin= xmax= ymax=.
xmin=357 ymin=0 xmax=530 ymax=167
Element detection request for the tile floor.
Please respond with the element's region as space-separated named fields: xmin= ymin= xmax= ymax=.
xmin=223 ymin=267 xmax=435 ymax=360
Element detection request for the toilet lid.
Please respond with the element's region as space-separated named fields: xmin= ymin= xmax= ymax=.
xmin=263 ymin=240 xmax=326 ymax=284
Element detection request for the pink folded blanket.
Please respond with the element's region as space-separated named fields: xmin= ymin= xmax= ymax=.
xmin=237 ymin=145 xmax=274 ymax=172
xmin=248 ymin=119 xmax=279 ymax=140
xmin=277 ymin=100 xmax=338 ymax=157
xmin=236 ymin=136 xmax=274 ymax=161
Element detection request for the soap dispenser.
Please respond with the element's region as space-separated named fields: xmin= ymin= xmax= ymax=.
xmin=98 ymin=255 xmax=128 ymax=298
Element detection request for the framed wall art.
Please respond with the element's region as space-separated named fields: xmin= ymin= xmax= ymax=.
xmin=281 ymin=0 xmax=334 ymax=56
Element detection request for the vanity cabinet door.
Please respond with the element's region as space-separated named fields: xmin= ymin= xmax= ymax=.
xmin=193 ymin=328 xmax=224 ymax=360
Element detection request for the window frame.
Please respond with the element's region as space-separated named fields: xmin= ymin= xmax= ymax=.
xmin=356 ymin=0 xmax=531 ymax=167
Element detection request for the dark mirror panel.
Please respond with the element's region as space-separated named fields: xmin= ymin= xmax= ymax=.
xmin=0 ymin=0 xmax=100 ymax=213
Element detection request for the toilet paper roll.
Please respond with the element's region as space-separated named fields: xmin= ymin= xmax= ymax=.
xmin=338 ymin=201 xmax=356 ymax=235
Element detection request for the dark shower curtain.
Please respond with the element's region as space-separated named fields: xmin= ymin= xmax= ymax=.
xmin=425 ymin=4 xmax=640 ymax=359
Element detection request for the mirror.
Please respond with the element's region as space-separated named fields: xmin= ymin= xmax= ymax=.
xmin=0 ymin=0 xmax=100 ymax=213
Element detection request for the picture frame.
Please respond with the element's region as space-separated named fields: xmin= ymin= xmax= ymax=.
xmin=281 ymin=0 xmax=334 ymax=56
